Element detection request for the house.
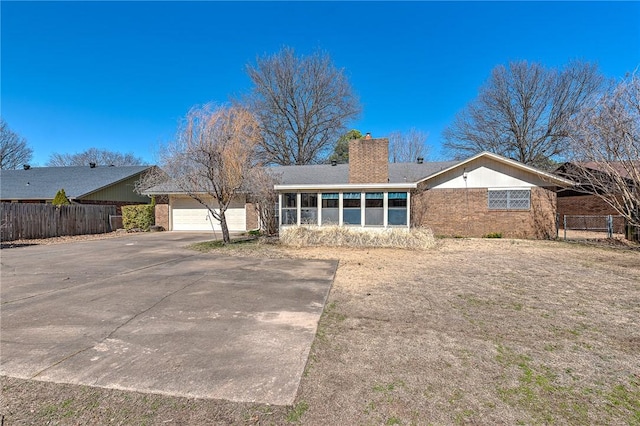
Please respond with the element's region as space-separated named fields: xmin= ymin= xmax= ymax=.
xmin=0 ymin=164 xmax=153 ymax=213
xmin=554 ymin=161 xmax=639 ymax=239
xmin=147 ymin=136 xmax=573 ymax=238
xmin=274 ymin=136 xmax=574 ymax=239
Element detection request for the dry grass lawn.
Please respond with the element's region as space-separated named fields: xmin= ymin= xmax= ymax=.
xmin=2 ymin=237 xmax=639 ymax=425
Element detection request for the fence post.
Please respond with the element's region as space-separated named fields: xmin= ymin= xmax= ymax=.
xmin=563 ymin=215 xmax=567 ymax=241
xmin=607 ymin=215 xmax=613 ymax=238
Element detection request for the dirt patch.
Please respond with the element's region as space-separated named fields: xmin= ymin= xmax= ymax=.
xmin=0 ymin=231 xmax=128 ymax=249
xmin=2 ymin=238 xmax=639 ymax=425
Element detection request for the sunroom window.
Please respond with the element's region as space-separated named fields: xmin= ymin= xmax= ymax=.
xmin=282 ymin=193 xmax=297 ymax=225
xmin=343 ymin=192 xmax=361 ymax=225
xmin=365 ymin=193 xmax=384 ymax=226
xmin=300 ymin=193 xmax=318 ymax=224
xmin=388 ymin=192 xmax=407 ymax=226
xmin=322 ymin=193 xmax=339 ymax=225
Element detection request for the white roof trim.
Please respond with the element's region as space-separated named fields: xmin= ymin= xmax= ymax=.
xmin=416 ymin=151 xmax=575 ymax=186
xmin=274 ymin=183 xmax=417 ymax=191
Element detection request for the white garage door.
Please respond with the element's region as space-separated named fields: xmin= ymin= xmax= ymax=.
xmin=171 ymin=196 xmax=246 ymax=231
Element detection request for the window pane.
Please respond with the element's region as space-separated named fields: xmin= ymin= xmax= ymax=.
xmin=365 ymin=198 xmax=383 ymax=208
xmin=488 ymin=190 xmax=530 ymax=210
xmin=488 ymin=190 xmax=507 ymax=209
xmin=389 ymin=198 xmax=407 ymax=208
xmin=322 ymin=199 xmax=339 ymax=208
xmin=300 ymin=208 xmax=317 ymax=224
xmin=388 ymin=192 xmax=407 ymax=200
xmin=322 ymin=208 xmax=339 ymax=225
xmin=388 ymin=208 xmax=407 ymax=225
xmin=283 ymin=193 xmax=297 ymax=208
xmin=365 ymin=192 xmax=383 ymax=199
xmin=301 ymin=193 xmax=317 ymax=208
xmin=343 ymin=198 xmax=361 ymax=208
xmin=343 ymin=208 xmax=361 ymax=225
xmin=343 ymin=192 xmax=361 ymax=199
xmin=365 ymin=208 xmax=383 ymax=225
xmin=322 ymin=193 xmax=339 ymax=200
xmin=282 ymin=209 xmax=297 ymax=224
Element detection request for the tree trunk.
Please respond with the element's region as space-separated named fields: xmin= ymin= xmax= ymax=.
xmin=219 ymin=210 xmax=231 ymax=244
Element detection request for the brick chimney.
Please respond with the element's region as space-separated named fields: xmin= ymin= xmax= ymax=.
xmin=348 ymin=135 xmax=389 ymax=183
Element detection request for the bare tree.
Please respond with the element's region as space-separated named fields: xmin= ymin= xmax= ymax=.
xmin=389 ymin=128 xmax=430 ymax=163
xmin=565 ymin=73 xmax=640 ymax=230
xmin=0 ymin=118 xmax=33 ymax=169
xmin=138 ymin=104 xmax=262 ymax=244
xmin=245 ymin=167 xmax=280 ymax=236
xmin=443 ymin=61 xmax=603 ymax=169
xmin=246 ymin=47 xmax=361 ymax=165
xmin=47 ymin=148 xmax=144 ymax=166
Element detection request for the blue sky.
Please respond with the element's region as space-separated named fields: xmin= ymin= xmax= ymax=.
xmin=3 ymin=1 xmax=639 ymax=166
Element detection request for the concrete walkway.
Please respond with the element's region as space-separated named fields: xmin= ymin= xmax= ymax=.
xmin=0 ymin=232 xmax=337 ymax=405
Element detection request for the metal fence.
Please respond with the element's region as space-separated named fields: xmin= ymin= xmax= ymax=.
xmin=560 ymin=215 xmax=626 ymax=240
xmin=0 ymin=203 xmax=116 ymax=241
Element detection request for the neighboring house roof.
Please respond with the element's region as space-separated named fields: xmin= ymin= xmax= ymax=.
xmin=557 ymin=161 xmax=640 ymax=180
xmin=0 ymin=165 xmax=153 ymax=200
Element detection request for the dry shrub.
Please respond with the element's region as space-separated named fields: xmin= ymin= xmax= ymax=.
xmin=279 ymin=225 xmax=436 ymax=249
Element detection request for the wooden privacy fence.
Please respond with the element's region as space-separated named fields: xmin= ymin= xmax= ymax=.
xmin=0 ymin=203 xmax=116 ymax=241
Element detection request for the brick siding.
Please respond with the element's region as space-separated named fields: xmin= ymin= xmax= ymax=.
xmin=557 ymin=194 xmax=618 ymax=218
xmin=155 ymin=203 xmax=169 ymax=230
xmin=412 ymin=186 xmax=557 ymax=239
xmin=348 ymin=138 xmax=389 ymax=184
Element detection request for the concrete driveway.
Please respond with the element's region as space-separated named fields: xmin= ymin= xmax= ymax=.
xmin=0 ymin=232 xmax=337 ymax=405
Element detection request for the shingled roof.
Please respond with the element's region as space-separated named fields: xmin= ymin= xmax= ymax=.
xmin=271 ymin=161 xmax=460 ymax=185
xmin=0 ymin=165 xmax=153 ymax=200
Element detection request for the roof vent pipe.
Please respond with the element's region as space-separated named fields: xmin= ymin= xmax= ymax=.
xmin=331 ymin=160 xmax=337 ymax=166
xmin=89 ymin=162 xmax=96 ymax=168
xmin=364 ymin=132 xmax=372 ymax=140
xmin=417 ymin=157 xmax=424 ymax=164
xmin=23 ymin=164 xmax=31 ymax=170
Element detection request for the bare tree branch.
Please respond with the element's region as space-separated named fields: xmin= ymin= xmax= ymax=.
xmin=388 ymin=129 xmax=430 ymax=163
xmin=47 ymin=148 xmax=145 ymax=166
xmin=139 ymin=104 xmax=262 ymax=243
xmin=0 ymin=118 xmax=33 ymax=169
xmin=443 ymin=61 xmax=603 ymax=169
xmin=245 ymin=47 xmax=361 ymax=165
xmin=564 ymin=73 xmax=640 ymax=230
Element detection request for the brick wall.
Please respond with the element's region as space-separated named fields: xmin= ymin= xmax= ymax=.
xmin=557 ymin=194 xmax=617 ymax=217
xmin=348 ymin=138 xmax=389 ymax=183
xmin=412 ymin=186 xmax=557 ymax=239
xmin=155 ymin=203 xmax=169 ymax=230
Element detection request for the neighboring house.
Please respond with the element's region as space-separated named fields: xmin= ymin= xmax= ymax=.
xmin=554 ymin=161 xmax=637 ymax=218
xmin=146 ymin=136 xmax=573 ymax=238
xmin=142 ymin=179 xmax=257 ymax=232
xmin=275 ymin=137 xmax=573 ymax=239
xmin=554 ymin=161 xmax=639 ymax=238
xmin=0 ymin=164 xmax=153 ymax=213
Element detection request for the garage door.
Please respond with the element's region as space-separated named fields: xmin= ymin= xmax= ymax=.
xmin=171 ymin=196 xmax=246 ymax=231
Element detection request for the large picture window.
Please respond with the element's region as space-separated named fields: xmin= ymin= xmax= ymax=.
xmin=282 ymin=193 xmax=297 ymax=224
xmin=365 ymin=193 xmax=384 ymax=226
xmin=322 ymin=193 xmax=339 ymax=225
xmin=388 ymin=192 xmax=407 ymax=225
xmin=488 ymin=189 xmax=530 ymax=210
xmin=343 ymin=192 xmax=361 ymax=225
